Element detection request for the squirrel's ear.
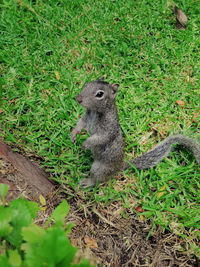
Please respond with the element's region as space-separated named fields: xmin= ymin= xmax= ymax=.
xmin=111 ymin=84 xmax=119 ymax=96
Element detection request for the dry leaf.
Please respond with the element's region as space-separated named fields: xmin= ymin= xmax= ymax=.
xmin=176 ymin=100 xmax=185 ymax=106
xmin=0 ymin=109 xmax=4 ymax=114
xmin=134 ymin=206 xmax=144 ymax=213
xmin=54 ymin=70 xmax=61 ymax=80
xmin=39 ymin=194 xmax=46 ymax=206
xmin=139 ymin=215 xmax=145 ymax=221
xmin=157 ymin=191 xmax=165 ymax=198
xmin=39 ymin=194 xmax=47 ymax=210
xmin=174 ymin=6 xmax=188 ymax=30
xmin=84 ymin=236 xmax=98 ymax=249
xmin=157 ymin=185 xmax=166 ymax=198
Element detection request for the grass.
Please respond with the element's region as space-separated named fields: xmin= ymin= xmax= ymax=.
xmin=1 ymin=0 xmax=200 ymax=257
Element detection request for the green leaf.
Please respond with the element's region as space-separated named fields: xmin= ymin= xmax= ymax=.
xmin=0 ymin=206 xmax=13 ymax=237
xmin=45 ymin=227 xmax=77 ymax=264
xmin=0 ymin=255 xmax=13 ymax=267
xmin=50 ymin=200 xmax=70 ymax=225
xmin=8 ymin=250 xmax=22 ymax=267
xmin=24 ymin=227 xmax=77 ymax=267
xmin=10 ymin=199 xmax=39 ymax=220
xmin=7 ymin=199 xmax=39 ymax=247
xmin=0 ymin=184 xmax=9 ymax=199
xmin=22 ymin=224 xmax=46 ymax=244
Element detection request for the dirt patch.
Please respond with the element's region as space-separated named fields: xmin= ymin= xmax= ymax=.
xmin=0 ymin=141 xmax=55 ymax=201
xmin=0 ymin=141 xmax=198 ymax=266
xmin=66 ymin=195 xmax=198 ymax=267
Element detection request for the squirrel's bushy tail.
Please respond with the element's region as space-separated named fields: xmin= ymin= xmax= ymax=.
xmin=125 ymin=135 xmax=200 ymax=170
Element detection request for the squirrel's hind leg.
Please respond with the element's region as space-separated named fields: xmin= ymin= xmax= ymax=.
xmin=79 ymin=160 xmax=114 ymax=188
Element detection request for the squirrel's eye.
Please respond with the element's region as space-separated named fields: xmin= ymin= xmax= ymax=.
xmin=95 ymin=90 xmax=104 ymax=99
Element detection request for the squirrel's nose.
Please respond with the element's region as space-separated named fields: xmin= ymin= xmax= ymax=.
xmin=76 ymin=94 xmax=83 ymax=104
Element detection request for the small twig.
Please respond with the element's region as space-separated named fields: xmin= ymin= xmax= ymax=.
xmin=92 ymin=207 xmax=120 ymax=230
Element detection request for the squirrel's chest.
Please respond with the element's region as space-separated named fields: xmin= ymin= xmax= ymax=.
xmin=86 ymin=111 xmax=102 ymax=135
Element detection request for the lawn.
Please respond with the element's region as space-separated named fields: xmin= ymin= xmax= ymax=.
xmin=1 ymin=0 xmax=200 ymax=260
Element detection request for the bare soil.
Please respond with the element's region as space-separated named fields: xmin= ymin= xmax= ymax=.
xmin=67 ymin=194 xmax=198 ymax=267
xmin=0 ymin=141 xmax=55 ymax=201
xmin=0 ymin=141 xmax=198 ymax=267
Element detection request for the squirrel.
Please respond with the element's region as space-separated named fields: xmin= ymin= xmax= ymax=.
xmin=71 ymin=79 xmax=200 ymax=187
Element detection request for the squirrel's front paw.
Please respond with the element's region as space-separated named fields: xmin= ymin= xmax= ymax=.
xmin=70 ymin=134 xmax=76 ymax=143
xmin=82 ymin=140 xmax=91 ymax=150
xmin=70 ymin=129 xmax=79 ymax=143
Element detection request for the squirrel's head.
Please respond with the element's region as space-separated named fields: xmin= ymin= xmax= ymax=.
xmin=76 ymin=80 xmax=119 ymax=112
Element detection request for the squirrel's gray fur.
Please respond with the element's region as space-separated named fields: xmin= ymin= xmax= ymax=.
xmin=71 ymin=80 xmax=200 ymax=187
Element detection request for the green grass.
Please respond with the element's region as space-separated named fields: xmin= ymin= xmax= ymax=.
xmin=1 ymin=0 xmax=200 ymax=256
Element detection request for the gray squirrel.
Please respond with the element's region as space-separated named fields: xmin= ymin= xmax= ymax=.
xmin=71 ymin=79 xmax=200 ymax=187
